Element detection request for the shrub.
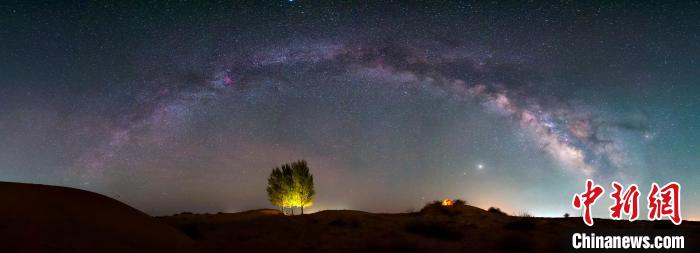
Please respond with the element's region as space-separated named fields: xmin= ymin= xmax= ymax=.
xmin=514 ymin=211 xmax=532 ymax=217
xmin=422 ymin=200 xmax=442 ymax=209
xmin=420 ymin=201 xmax=444 ymax=213
xmin=420 ymin=199 xmax=470 ymax=217
xmin=563 ymin=213 xmax=570 ymax=218
xmin=420 ymin=201 xmax=456 ymax=216
xmin=487 ymin=207 xmax=506 ymax=215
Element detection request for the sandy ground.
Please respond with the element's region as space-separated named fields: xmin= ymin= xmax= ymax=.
xmin=0 ymin=182 xmax=194 ymax=253
xmin=1 ymin=182 xmax=697 ymax=253
xmin=161 ymin=204 xmax=700 ymax=253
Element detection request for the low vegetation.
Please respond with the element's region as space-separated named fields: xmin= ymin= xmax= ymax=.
xmin=420 ymin=199 xmax=468 ymax=216
xmin=487 ymin=207 xmax=506 ymax=215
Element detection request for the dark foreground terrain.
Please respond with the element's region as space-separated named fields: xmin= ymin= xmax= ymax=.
xmin=162 ymin=207 xmax=700 ymax=253
xmin=1 ymin=182 xmax=698 ymax=253
xmin=0 ymin=182 xmax=193 ymax=253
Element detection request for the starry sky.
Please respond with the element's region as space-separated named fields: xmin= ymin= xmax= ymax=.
xmin=1 ymin=1 xmax=699 ymax=219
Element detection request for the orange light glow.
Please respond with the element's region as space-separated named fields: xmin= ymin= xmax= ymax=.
xmin=441 ymin=199 xmax=454 ymax=206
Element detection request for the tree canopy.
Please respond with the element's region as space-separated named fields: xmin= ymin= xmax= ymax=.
xmin=266 ymin=160 xmax=315 ymax=214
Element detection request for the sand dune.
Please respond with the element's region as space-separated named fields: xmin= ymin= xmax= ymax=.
xmin=1 ymin=182 xmax=697 ymax=253
xmin=0 ymin=182 xmax=194 ymax=253
xmin=162 ymin=203 xmax=700 ymax=253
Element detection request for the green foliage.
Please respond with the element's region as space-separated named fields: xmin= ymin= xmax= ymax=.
xmin=266 ymin=160 xmax=315 ymax=214
xmin=292 ymin=160 xmax=315 ymax=209
xmin=266 ymin=166 xmax=289 ymax=209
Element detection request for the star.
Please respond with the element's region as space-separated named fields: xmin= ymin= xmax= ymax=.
xmin=2 ymin=0 xmax=697 ymax=218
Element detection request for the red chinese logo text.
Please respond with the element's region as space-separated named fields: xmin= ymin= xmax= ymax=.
xmin=609 ymin=182 xmax=640 ymax=221
xmin=572 ymin=179 xmax=605 ymax=226
xmin=572 ymin=180 xmax=681 ymax=226
xmin=648 ymin=182 xmax=682 ymax=225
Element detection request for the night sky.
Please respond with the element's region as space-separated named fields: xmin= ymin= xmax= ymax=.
xmin=1 ymin=1 xmax=699 ymax=219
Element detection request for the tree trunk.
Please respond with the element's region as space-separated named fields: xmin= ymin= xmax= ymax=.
xmin=301 ymin=206 xmax=304 ymax=215
xmin=291 ymin=207 xmax=294 ymax=215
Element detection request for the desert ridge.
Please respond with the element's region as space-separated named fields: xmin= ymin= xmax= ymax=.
xmin=0 ymin=182 xmax=697 ymax=253
xmin=0 ymin=182 xmax=194 ymax=253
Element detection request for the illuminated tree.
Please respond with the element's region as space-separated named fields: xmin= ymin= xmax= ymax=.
xmin=291 ymin=160 xmax=315 ymax=214
xmin=266 ymin=164 xmax=294 ymax=214
xmin=266 ymin=160 xmax=315 ymax=215
xmin=266 ymin=167 xmax=284 ymax=212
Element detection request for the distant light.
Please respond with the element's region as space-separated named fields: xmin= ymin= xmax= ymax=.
xmin=477 ymin=164 xmax=484 ymax=170
xmin=442 ymin=199 xmax=454 ymax=206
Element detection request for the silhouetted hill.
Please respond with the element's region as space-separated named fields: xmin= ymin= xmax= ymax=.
xmin=1 ymin=182 xmax=697 ymax=253
xmin=161 ymin=203 xmax=700 ymax=253
xmin=0 ymin=182 xmax=194 ymax=253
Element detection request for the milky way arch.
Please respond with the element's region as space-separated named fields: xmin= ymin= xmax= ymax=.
xmin=77 ymin=41 xmax=641 ymax=182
